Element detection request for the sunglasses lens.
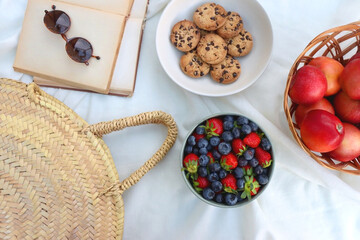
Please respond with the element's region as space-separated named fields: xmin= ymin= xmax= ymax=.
xmin=65 ymin=37 xmax=93 ymax=63
xmin=44 ymin=10 xmax=70 ymax=34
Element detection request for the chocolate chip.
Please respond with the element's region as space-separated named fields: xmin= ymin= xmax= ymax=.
xmin=246 ymin=35 xmax=251 ymax=40
xmin=219 ymin=77 xmax=224 ymax=83
xmin=200 ymin=72 xmax=204 ymax=76
xmin=222 ymin=70 xmax=228 ymax=75
xmin=199 ymin=12 xmax=203 ymax=16
xmin=195 ymin=9 xmax=199 ymax=12
xmin=205 ymin=47 xmax=210 ymax=51
xmin=221 ymin=65 xmax=225 ymax=69
xmin=194 ymin=71 xmax=198 ymax=76
xmin=204 ymin=7 xmax=208 ymax=10
xmin=233 ymin=72 xmax=237 ymax=78
xmin=210 ymin=17 xmax=216 ymax=21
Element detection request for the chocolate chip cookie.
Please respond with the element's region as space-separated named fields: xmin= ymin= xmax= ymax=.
xmin=170 ymin=20 xmax=200 ymax=52
xmin=210 ymin=55 xmax=241 ymax=84
xmin=197 ymin=33 xmax=228 ymax=64
xmin=227 ymin=29 xmax=253 ymax=57
xmin=193 ymin=3 xmax=227 ymax=31
xmin=180 ymin=50 xmax=210 ymax=78
xmin=216 ymin=11 xmax=243 ymax=39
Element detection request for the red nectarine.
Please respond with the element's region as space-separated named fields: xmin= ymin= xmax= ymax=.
xmin=300 ymin=110 xmax=344 ymax=153
xmin=339 ymin=58 xmax=360 ymax=100
xmin=308 ymin=56 xmax=343 ymax=96
xmin=295 ymin=98 xmax=335 ymax=127
xmin=289 ymin=65 xmax=327 ymax=105
xmin=328 ymin=123 xmax=360 ymax=162
xmin=333 ymin=91 xmax=360 ymax=124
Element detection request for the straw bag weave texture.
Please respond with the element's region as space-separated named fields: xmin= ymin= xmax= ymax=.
xmin=0 ymin=78 xmax=178 ymax=239
xmin=284 ymin=21 xmax=360 ymax=174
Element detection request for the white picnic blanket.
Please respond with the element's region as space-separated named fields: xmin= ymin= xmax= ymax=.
xmin=1 ymin=0 xmax=360 ymax=239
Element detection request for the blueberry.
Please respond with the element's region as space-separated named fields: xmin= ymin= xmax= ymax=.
xmin=236 ymin=116 xmax=249 ymax=125
xmin=202 ymin=188 xmax=215 ymax=200
xmin=241 ymin=124 xmax=252 ymax=135
xmin=249 ymin=157 xmax=259 ymax=167
xmin=206 ymin=144 xmax=213 ymax=151
xmin=249 ymin=121 xmax=259 ymax=132
xmin=232 ymin=127 xmax=241 ymax=138
xmin=215 ymin=193 xmax=224 ymax=203
xmin=209 ymin=136 xmax=220 ymax=147
xmin=238 ymin=157 xmax=248 ymax=167
xmin=224 ymin=193 xmax=238 ymax=206
xmin=222 ymin=131 xmax=234 ymax=142
xmin=261 ymin=138 xmax=272 ymax=151
xmin=184 ymin=145 xmax=193 ymax=154
xmin=187 ymin=135 xmax=196 ymax=146
xmin=199 ymin=147 xmax=208 ymax=155
xmin=193 ymin=147 xmax=199 ymax=155
xmin=208 ymin=172 xmax=219 ymax=182
xmin=233 ymin=167 xmax=244 ymax=179
xmin=195 ymin=126 xmax=205 ymax=135
xmin=199 ymin=155 xmax=210 ymax=166
xmin=197 ymin=138 xmax=208 ymax=148
xmin=198 ymin=166 xmax=208 ymax=177
xmin=209 ymin=162 xmax=221 ymax=172
xmin=236 ymin=178 xmax=245 ymax=189
xmin=218 ymin=142 xmax=232 ymax=155
xmin=218 ymin=168 xmax=228 ymax=179
xmin=223 ymin=121 xmax=234 ymax=131
xmin=211 ymin=181 xmax=223 ymax=192
xmin=243 ymin=148 xmax=255 ymax=160
xmin=258 ymin=174 xmax=269 ymax=185
xmin=212 ymin=149 xmax=221 ymax=160
xmin=223 ymin=115 xmax=235 ymax=123
xmin=254 ymin=165 xmax=264 ymax=175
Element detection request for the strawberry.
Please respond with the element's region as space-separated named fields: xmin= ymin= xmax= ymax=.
xmin=221 ymin=174 xmax=237 ymax=194
xmin=242 ymin=165 xmax=253 ymax=176
xmin=220 ymin=153 xmax=238 ymax=171
xmin=243 ymin=132 xmax=261 ymax=148
xmin=193 ymin=132 xmax=205 ymax=141
xmin=183 ymin=153 xmax=199 ymax=174
xmin=193 ymin=176 xmax=210 ymax=192
xmin=205 ymin=118 xmax=223 ymax=138
xmin=240 ymin=176 xmax=260 ymax=200
xmin=232 ymin=138 xmax=247 ymax=156
xmin=255 ymin=147 xmax=272 ymax=168
xmin=206 ymin=152 xmax=216 ymax=164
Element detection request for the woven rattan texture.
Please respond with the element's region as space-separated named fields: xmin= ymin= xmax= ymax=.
xmin=0 ymin=78 xmax=178 ymax=239
xmin=284 ymin=21 xmax=360 ymax=175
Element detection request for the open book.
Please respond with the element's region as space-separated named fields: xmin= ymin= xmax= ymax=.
xmin=13 ymin=0 xmax=148 ymax=96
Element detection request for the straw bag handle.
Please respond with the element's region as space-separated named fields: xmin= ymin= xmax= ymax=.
xmin=85 ymin=111 xmax=178 ymax=194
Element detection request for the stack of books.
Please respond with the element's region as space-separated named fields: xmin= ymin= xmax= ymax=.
xmin=13 ymin=0 xmax=149 ymax=96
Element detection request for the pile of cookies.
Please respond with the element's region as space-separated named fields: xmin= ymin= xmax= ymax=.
xmin=170 ymin=2 xmax=253 ymax=84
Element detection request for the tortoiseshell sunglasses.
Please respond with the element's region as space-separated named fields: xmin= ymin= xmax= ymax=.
xmin=43 ymin=5 xmax=100 ymax=66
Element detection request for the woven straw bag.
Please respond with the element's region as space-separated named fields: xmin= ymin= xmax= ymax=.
xmin=284 ymin=21 xmax=360 ymax=175
xmin=0 ymin=78 xmax=178 ymax=239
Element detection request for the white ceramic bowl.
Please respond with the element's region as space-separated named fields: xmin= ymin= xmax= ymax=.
xmin=156 ymin=0 xmax=273 ymax=97
xmin=180 ymin=113 xmax=275 ymax=208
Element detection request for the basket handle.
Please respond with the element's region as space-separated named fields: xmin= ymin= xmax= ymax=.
xmin=85 ymin=111 xmax=178 ymax=195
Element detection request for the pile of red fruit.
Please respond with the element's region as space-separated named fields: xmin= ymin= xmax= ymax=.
xmin=289 ymin=54 xmax=360 ymax=162
xmin=181 ymin=114 xmax=273 ymax=206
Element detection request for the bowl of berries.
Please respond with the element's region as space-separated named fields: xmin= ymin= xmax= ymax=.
xmin=181 ymin=113 xmax=274 ymax=207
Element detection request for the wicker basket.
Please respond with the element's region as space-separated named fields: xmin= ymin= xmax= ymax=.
xmin=0 ymin=78 xmax=178 ymax=239
xmin=284 ymin=21 xmax=360 ymax=175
